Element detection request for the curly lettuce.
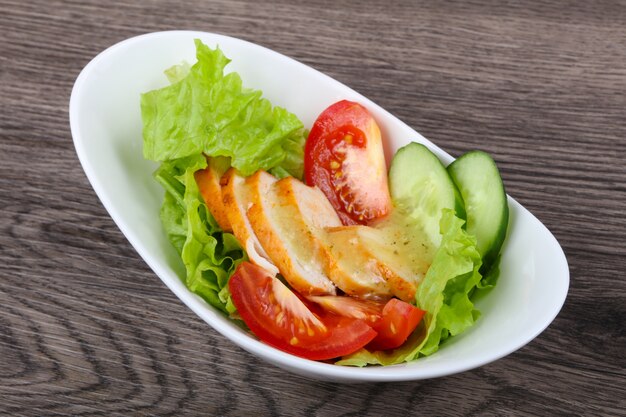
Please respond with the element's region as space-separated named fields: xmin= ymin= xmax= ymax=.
xmin=141 ymin=39 xmax=306 ymax=178
xmin=154 ymin=155 xmax=245 ymax=313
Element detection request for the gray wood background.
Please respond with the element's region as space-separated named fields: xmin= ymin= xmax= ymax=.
xmin=1 ymin=0 xmax=625 ymax=415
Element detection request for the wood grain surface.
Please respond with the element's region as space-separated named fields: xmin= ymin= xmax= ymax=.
xmin=1 ymin=0 xmax=625 ymax=415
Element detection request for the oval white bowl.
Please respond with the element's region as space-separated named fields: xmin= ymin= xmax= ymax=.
xmin=69 ymin=31 xmax=569 ymax=382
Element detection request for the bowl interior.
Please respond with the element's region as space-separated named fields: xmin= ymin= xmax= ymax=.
xmin=70 ymin=31 xmax=569 ymax=382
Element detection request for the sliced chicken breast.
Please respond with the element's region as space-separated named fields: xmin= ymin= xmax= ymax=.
xmin=322 ymin=227 xmax=394 ymax=300
xmin=325 ymin=218 xmax=434 ymax=302
xmin=247 ymin=174 xmax=339 ymax=296
xmin=195 ymin=156 xmax=232 ymax=231
xmin=374 ymin=212 xmax=435 ymax=297
xmin=221 ymin=168 xmax=278 ymax=275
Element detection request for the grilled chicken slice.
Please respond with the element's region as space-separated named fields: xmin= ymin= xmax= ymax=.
xmin=273 ymin=178 xmax=393 ymax=302
xmin=221 ymin=168 xmax=279 ymax=275
xmin=325 ymin=219 xmax=434 ymax=302
xmin=247 ymin=174 xmax=340 ymax=296
xmin=323 ymin=227 xmax=394 ymax=300
xmin=371 ymin=212 xmax=435 ymax=300
xmin=194 ymin=156 xmax=232 ymax=231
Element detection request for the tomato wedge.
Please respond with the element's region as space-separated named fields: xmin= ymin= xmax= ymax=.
xmin=228 ymin=262 xmax=376 ymax=360
xmin=367 ymin=298 xmax=425 ymax=351
xmin=308 ymin=295 xmax=425 ymax=351
xmin=304 ymin=100 xmax=392 ymax=225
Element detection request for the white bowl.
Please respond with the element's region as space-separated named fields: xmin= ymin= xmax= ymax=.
xmin=69 ymin=31 xmax=569 ymax=382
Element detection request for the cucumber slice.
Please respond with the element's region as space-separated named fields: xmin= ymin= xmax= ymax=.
xmin=447 ymin=151 xmax=509 ymax=273
xmin=388 ymin=143 xmax=465 ymax=247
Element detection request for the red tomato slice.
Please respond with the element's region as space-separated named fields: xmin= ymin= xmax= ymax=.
xmin=308 ymin=296 xmax=425 ymax=351
xmin=368 ymin=298 xmax=425 ymax=351
xmin=304 ymin=100 xmax=392 ymax=225
xmin=228 ymin=262 xmax=376 ymax=360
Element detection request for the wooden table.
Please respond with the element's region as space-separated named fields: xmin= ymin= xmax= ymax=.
xmin=2 ymin=1 xmax=625 ymax=415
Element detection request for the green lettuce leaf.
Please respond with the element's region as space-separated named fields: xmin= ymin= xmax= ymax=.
xmin=144 ymin=40 xmax=310 ymax=313
xmin=155 ymin=154 xmax=246 ymax=313
xmin=337 ymin=209 xmax=482 ymax=366
xmin=141 ymin=39 xmax=307 ymax=178
xmin=164 ymin=61 xmax=192 ymax=84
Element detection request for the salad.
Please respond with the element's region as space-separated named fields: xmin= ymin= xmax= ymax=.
xmin=141 ymin=40 xmax=509 ymax=366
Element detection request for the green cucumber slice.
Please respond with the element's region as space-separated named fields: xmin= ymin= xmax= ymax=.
xmin=388 ymin=143 xmax=465 ymax=247
xmin=447 ymin=150 xmax=509 ymax=273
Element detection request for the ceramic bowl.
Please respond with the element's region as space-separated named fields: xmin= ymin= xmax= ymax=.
xmin=69 ymin=31 xmax=569 ymax=382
